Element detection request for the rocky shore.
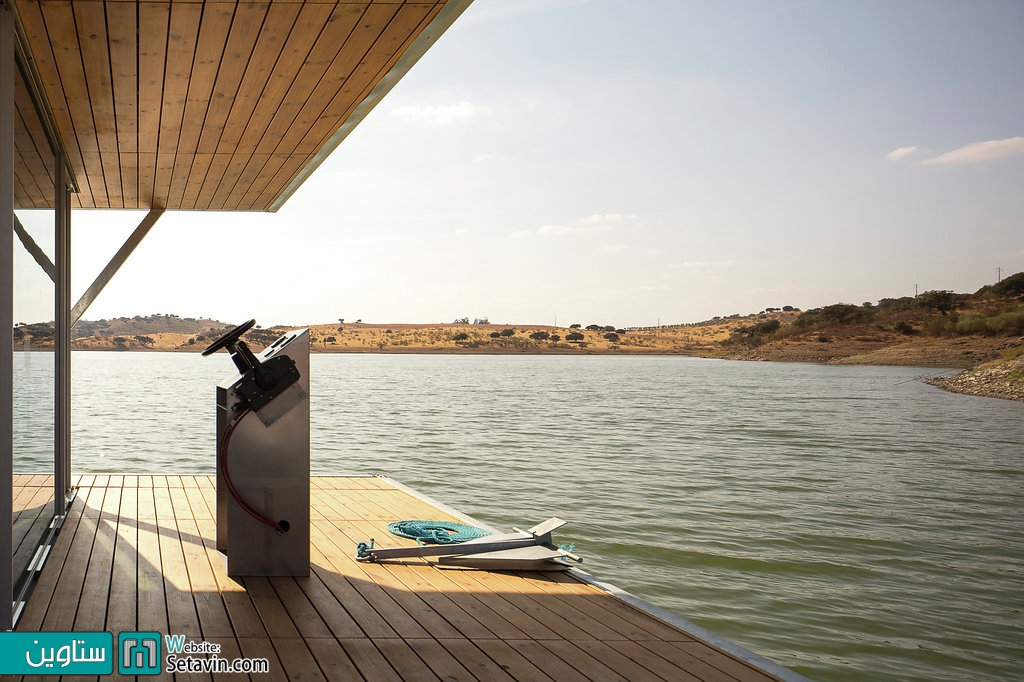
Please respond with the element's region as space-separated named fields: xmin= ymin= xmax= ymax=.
xmin=927 ymin=357 xmax=1024 ymax=403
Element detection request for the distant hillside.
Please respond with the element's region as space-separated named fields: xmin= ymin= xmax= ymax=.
xmin=10 ymin=272 xmax=1023 ymax=371
xmin=712 ymin=271 xmax=1024 ymax=366
xmin=72 ymin=314 xmax=232 ymax=339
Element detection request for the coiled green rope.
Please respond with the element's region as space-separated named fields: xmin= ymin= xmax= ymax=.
xmin=387 ymin=520 xmax=491 ymax=545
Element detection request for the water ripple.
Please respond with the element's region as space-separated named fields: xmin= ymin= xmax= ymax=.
xmin=36 ymin=352 xmax=1024 ymax=682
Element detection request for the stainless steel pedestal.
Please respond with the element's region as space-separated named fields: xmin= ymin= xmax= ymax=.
xmin=215 ymin=329 xmax=309 ymax=576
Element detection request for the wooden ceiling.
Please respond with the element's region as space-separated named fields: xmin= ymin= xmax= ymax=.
xmin=8 ymin=0 xmax=470 ymax=211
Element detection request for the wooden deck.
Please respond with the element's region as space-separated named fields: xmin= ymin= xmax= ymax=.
xmin=12 ymin=475 xmax=795 ymax=681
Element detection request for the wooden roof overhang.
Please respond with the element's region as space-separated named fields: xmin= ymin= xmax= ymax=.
xmin=6 ymin=0 xmax=471 ymax=212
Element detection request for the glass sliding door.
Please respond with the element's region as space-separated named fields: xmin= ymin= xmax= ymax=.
xmin=11 ymin=208 xmax=56 ymax=608
xmin=5 ymin=10 xmax=70 ymax=625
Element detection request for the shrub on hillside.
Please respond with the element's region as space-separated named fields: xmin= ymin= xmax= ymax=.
xmin=994 ymin=272 xmax=1024 ymax=298
xmin=893 ymin=320 xmax=915 ymax=335
xmin=794 ymin=303 xmax=872 ymax=328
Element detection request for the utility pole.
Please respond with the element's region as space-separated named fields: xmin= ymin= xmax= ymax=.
xmin=997 ymin=267 xmax=1002 ymax=283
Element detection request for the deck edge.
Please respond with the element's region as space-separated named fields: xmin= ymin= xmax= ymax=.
xmin=376 ymin=475 xmax=813 ymax=682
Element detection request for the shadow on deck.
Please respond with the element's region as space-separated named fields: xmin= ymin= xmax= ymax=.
xmin=12 ymin=475 xmax=798 ymax=682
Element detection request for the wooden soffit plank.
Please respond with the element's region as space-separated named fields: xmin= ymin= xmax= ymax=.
xmin=9 ymin=0 xmax=472 ymax=212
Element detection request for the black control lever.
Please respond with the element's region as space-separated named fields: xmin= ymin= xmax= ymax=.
xmin=202 ymin=319 xmax=300 ymax=410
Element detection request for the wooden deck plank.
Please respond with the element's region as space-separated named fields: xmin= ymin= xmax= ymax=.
xmin=13 ymin=476 xmax=791 ymax=682
xmin=268 ymin=576 xmax=333 ymax=639
xmin=159 ymin=514 xmax=203 ymax=637
xmin=564 ymin=638 xmax=676 ymax=682
xmin=176 ymin=516 xmax=235 ymax=639
xmin=40 ymin=509 xmax=98 ymax=630
xmin=15 ymin=493 xmax=88 ymax=631
xmin=318 ymin=519 xmax=464 ymax=639
xmin=431 ymin=566 xmax=563 ymax=641
xmin=674 ymin=640 xmax=784 ymax=682
xmin=538 ymin=639 xmax=642 ymax=681
xmin=483 ymin=569 xmax=634 ymax=642
xmin=205 ymin=637 xmax=247 ymax=682
xmin=336 ymin=515 xmax=527 ymax=642
xmin=184 ymin=480 xmax=215 ymax=520
xmin=137 ymin=510 xmax=169 ymax=634
xmin=472 ymin=639 xmax=556 ymax=682
xmin=307 ymin=545 xmax=399 ymax=639
xmin=531 ymin=571 xmax=696 ymax=642
xmin=243 ymin=576 xmax=302 ymax=639
xmin=304 ymin=637 xmax=363 ymax=682
xmin=503 ymin=640 xmax=593 ymax=682
xmin=270 ymin=636 xmax=328 ymax=682
xmin=105 ymin=508 xmax=138 ymax=634
xmin=309 ymin=522 xmax=430 ymax=639
xmin=607 ymin=639 xmax=712 ymax=682
xmin=293 ymin=569 xmax=366 ymax=639
xmin=197 ymin=518 xmax=269 ymax=639
xmin=404 ymin=638 xmax=479 ymax=682
xmin=373 ymin=638 xmax=443 ymax=682
xmin=437 ymin=639 xmax=517 ymax=682
xmin=238 ymin=638 xmax=288 ymax=682
xmin=72 ymin=515 xmax=116 ymax=632
xmin=337 ymin=638 xmax=403 ymax=682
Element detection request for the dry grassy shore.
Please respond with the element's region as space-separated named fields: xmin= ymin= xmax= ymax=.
xmin=14 ymin=312 xmax=1022 ymax=402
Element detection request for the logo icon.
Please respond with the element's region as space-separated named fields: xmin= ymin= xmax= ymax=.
xmin=118 ymin=632 xmax=161 ymax=675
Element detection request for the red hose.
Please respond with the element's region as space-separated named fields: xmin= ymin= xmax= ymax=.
xmin=219 ymin=406 xmax=288 ymax=535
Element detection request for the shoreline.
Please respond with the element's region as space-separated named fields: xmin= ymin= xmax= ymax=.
xmin=17 ymin=322 xmax=1023 ymax=402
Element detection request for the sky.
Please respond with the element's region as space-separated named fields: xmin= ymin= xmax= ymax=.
xmin=14 ymin=0 xmax=1024 ymax=328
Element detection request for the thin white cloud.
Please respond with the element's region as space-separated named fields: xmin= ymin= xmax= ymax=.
xmin=922 ymin=136 xmax=1024 ymax=166
xmin=886 ymin=146 xmax=919 ymax=161
xmin=537 ymin=224 xmax=578 ymax=236
xmin=578 ymin=213 xmax=637 ymax=224
xmin=520 ymin=213 xmax=636 ymax=238
xmin=662 ymin=260 xmax=737 ymax=281
xmin=463 ymin=0 xmax=595 ymax=26
xmin=508 ymin=230 xmax=532 ymax=239
xmin=669 ymin=260 xmax=736 ymax=270
xmin=602 ymin=244 xmax=629 ymax=253
xmin=391 ymin=101 xmax=479 ymax=126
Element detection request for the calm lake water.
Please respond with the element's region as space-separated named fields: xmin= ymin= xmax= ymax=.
xmin=14 ymin=351 xmax=1024 ymax=681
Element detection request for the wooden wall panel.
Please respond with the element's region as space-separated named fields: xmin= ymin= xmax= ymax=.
xmin=158 ymin=2 xmax=202 ymax=207
xmin=138 ymin=3 xmax=170 ymax=157
xmin=119 ymin=151 xmax=139 ymax=207
xmin=198 ymin=1 xmax=270 ymax=156
xmin=211 ymin=2 xmax=356 ymax=203
xmin=216 ymin=2 xmax=321 ymax=156
xmin=225 ymin=152 xmax=280 ymax=209
xmin=40 ymin=1 xmax=105 ymax=205
xmin=107 ymin=1 xmax=138 ymax=155
xmin=252 ymin=2 xmax=383 ymax=159
xmin=182 ymin=153 xmax=214 ymax=209
xmin=250 ymin=154 xmax=307 ymax=211
xmin=177 ymin=2 xmax=234 ymax=154
xmin=301 ymin=3 xmax=440 ymax=157
xmin=11 ymin=0 xmax=454 ymax=210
